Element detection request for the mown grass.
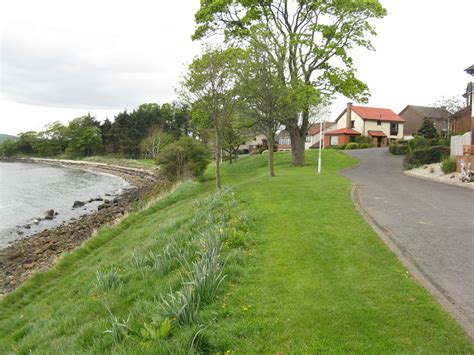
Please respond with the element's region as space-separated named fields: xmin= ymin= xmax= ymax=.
xmin=0 ymin=150 xmax=472 ymax=353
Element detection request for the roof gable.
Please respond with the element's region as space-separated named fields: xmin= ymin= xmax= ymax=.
xmin=401 ymin=105 xmax=451 ymax=119
xmin=351 ymin=106 xmax=405 ymax=123
xmin=334 ymin=105 xmax=405 ymax=123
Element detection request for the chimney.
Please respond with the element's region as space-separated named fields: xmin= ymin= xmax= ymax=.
xmin=346 ymin=102 xmax=352 ymax=129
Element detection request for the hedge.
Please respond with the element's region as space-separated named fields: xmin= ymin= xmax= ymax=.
xmin=389 ymin=143 xmax=409 ymax=155
xmin=403 ymin=146 xmax=450 ymax=169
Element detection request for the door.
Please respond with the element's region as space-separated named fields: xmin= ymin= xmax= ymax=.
xmin=377 ymin=137 xmax=382 ymax=147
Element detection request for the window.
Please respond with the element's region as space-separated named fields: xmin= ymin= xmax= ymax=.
xmin=330 ymin=136 xmax=338 ymax=146
xmin=390 ymin=123 xmax=398 ymax=136
xmin=305 ymin=135 xmax=311 ymax=143
xmin=349 ymin=136 xmax=356 ymax=143
xmin=278 ymin=137 xmax=291 ymax=145
xmin=351 ymin=120 xmax=355 ymax=128
xmin=377 ymin=120 xmax=381 ymax=125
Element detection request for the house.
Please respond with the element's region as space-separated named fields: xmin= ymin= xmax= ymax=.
xmin=399 ymin=105 xmax=452 ymax=137
xmin=324 ymin=103 xmax=405 ymax=147
xmin=306 ymin=121 xmax=336 ymax=149
xmin=238 ymin=134 xmax=267 ymax=154
xmin=275 ymin=130 xmax=291 ymax=151
xmin=275 ymin=121 xmax=337 ymax=151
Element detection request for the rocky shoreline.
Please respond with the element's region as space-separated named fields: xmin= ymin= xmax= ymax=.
xmin=0 ymin=158 xmax=159 ymax=294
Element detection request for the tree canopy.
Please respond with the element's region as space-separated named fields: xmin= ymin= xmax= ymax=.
xmin=193 ymin=0 xmax=386 ymax=165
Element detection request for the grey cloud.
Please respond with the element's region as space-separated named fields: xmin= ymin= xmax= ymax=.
xmin=1 ymin=36 xmax=174 ymax=109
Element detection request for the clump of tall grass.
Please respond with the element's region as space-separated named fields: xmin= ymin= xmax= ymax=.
xmin=96 ymin=268 xmax=121 ymax=291
xmin=103 ymin=304 xmax=131 ymax=344
xmin=159 ymin=285 xmax=200 ymax=326
xmin=188 ymin=232 xmax=226 ymax=304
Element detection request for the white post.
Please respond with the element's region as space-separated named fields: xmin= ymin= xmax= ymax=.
xmin=318 ymin=118 xmax=325 ymax=174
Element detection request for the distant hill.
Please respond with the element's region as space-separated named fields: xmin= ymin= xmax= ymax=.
xmin=0 ymin=134 xmax=18 ymax=143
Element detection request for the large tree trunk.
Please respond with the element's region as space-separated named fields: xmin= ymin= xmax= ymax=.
xmin=287 ymin=125 xmax=306 ymax=166
xmin=267 ymin=133 xmax=275 ymax=177
xmin=287 ymin=107 xmax=310 ymax=166
xmin=215 ymin=133 xmax=222 ymax=191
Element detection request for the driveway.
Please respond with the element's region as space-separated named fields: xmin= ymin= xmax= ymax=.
xmin=342 ymin=148 xmax=474 ymax=335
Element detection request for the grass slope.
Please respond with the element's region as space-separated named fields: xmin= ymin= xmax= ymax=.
xmin=0 ymin=150 xmax=472 ymax=353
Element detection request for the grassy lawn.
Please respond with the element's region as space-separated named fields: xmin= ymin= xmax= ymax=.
xmin=78 ymin=155 xmax=157 ymax=169
xmin=0 ymin=150 xmax=472 ymax=353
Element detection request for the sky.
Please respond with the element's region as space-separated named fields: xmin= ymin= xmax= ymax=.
xmin=0 ymin=0 xmax=473 ymax=135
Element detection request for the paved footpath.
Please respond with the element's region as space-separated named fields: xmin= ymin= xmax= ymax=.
xmin=342 ymin=148 xmax=474 ymax=335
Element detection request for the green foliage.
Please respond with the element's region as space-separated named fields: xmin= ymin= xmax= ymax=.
xmin=140 ymin=318 xmax=174 ymax=346
xmin=156 ymin=136 xmax=211 ymax=180
xmin=355 ymin=136 xmax=372 ymax=145
xmin=103 ymin=306 xmax=131 ymax=344
xmin=96 ymin=268 xmax=121 ymax=291
xmin=140 ymin=127 xmax=174 ymax=159
xmin=359 ymin=143 xmax=369 ymax=149
xmin=64 ymin=115 xmax=103 ymax=156
xmin=193 ymin=0 xmax=387 ymax=165
xmin=417 ymin=118 xmax=439 ymax=139
xmin=0 ymin=139 xmax=19 ymax=156
xmin=408 ymin=136 xmax=429 ymax=152
xmin=441 ymin=157 xmax=457 ymax=174
xmin=345 ymin=142 xmax=359 ymax=150
xmin=403 ymin=146 xmax=449 ymax=169
xmin=389 ymin=142 xmax=409 ymax=155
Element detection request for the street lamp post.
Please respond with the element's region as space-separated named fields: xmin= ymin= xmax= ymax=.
xmin=318 ymin=118 xmax=325 ymax=174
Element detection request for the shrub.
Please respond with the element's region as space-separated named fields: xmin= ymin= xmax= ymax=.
xmin=345 ymin=142 xmax=359 ymax=150
xmin=417 ymin=118 xmax=439 ymax=139
xmin=156 ymin=137 xmax=211 ymax=180
xmin=355 ymin=136 xmax=372 ymax=145
xmin=389 ymin=143 xmax=408 ymax=155
xmin=438 ymin=136 xmax=451 ymax=147
xmin=441 ymin=157 xmax=456 ymax=174
xmin=359 ymin=143 xmax=369 ymax=149
xmin=407 ymin=136 xmax=429 ymax=152
xmin=403 ymin=146 xmax=448 ymax=169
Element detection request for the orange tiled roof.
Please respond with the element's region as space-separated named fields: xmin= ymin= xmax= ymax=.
xmin=352 ymin=106 xmax=405 ymax=123
xmin=368 ymin=130 xmax=387 ymax=137
xmin=325 ymin=128 xmax=361 ymax=136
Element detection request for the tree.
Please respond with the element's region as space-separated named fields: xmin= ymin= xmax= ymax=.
xmin=156 ymin=136 xmax=211 ymax=180
xmin=181 ymin=45 xmax=243 ymax=190
xmin=432 ymin=95 xmax=466 ymax=114
xmin=65 ymin=116 xmax=103 ymax=156
xmin=193 ymin=0 xmax=386 ymax=166
xmin=238 ymin=35 xmax=291 ymax=176
xmin=221 ymin=114 xmax=251 ymax=164
xmin=0 ymin=139 xmax=19 ymax=157
xmin=418 ymin=118 xmax=439 ymax=140
xmin=140 ymin=127 xmax=174 ymax=159
xmin=45 ymin=121 xmax=67 ymax=155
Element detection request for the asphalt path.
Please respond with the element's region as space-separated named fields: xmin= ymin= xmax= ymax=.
xmin=342 ymin=148 xmax=474 ymax=335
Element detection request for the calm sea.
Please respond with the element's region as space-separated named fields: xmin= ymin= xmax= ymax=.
xmin=0 ymin=162 xmax=130 ymax=248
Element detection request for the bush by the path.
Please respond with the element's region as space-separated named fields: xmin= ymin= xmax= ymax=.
xmin=156 ymin=136 xmax=211 ymax=180
xmin=403 ymin=146 xmax=450 ymax=169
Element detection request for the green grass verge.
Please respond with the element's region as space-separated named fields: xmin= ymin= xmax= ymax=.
xmin=0 ymin=150 xmax=472 ymax=353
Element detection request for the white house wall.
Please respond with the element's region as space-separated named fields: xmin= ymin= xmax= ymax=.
xmin=335 ymin=109 xmax=404 ymax=139
xmin=364 ymin=120 xmax=404 ymax=139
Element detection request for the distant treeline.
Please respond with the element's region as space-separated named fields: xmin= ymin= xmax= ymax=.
xmin=0 ymin=102 xmax=196 ymax=159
